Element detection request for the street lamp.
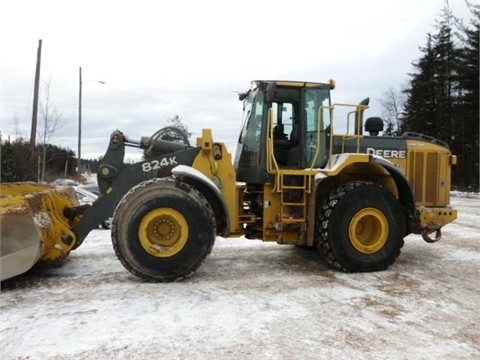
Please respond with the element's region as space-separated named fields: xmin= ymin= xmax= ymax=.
xmin=78 ymin=66 xmax=105 ymax=181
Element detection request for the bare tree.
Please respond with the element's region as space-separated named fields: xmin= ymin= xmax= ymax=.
xmin=13 ymin=114 xmax=25 ymax=138
xmin=165 ymin=115 xmax=193 ymax=140
xmin=379 ymin=87 xmax=404 ymax=136
xmin=37 ymin=79 xmax=66 ymax=182
xmin=142 ymin=115 xmax=192 ymax=160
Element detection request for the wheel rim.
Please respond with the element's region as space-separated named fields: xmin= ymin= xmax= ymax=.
xmin=349 ymin=207 xmax=388 ymax=254
xmin=138 ymin=208 xmax=189 ymax=258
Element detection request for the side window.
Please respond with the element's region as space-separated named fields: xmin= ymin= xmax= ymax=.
xmin=320 ymin=95 xmax=331 ymax=132
xmin=305 ymin=88 xmax=330 ymax=167
xmin=282 ymin=104 xmax=293 ymax=138
xmin=305 ymin=90 xmax=318 ymax=165
xmin=243 ymin=98 xmax=264 ymax=157
xmin=237 ymin=92 xmax=265 ymax=168
xmin=272 ymin=102 xmax=294 ymax=142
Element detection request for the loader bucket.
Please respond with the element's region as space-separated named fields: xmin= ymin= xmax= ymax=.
xmin=0 ymin=183 xmax=79 ymax=281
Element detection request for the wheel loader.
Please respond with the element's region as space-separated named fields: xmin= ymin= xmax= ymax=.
xmin=0 ymin=80 xmax=458 ymax=282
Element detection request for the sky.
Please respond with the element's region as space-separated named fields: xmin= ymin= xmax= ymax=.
xmin=0 ymin=0 xmax=474 ymax=162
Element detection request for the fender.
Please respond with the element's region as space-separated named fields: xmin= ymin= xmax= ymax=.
xmin=371 ymin=155 xmax=416 ymax=219
xmin=315 ymin=153 xmax=416 ymax=220
xmin=172 ymin=165 xmax=230 ymax=237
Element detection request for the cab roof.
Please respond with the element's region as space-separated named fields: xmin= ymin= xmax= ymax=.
xmin=253 ymin=79 xmax=335 ymax=89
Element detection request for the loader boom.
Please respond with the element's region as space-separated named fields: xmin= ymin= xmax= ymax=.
xmin=69 ymin=130 xmax=201 ymax=246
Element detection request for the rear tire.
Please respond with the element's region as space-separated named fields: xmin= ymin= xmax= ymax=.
xmin=112 ymin=177 xmax=216 ymax=282
xmin=316 ymin=181 xmax=405 ymax=272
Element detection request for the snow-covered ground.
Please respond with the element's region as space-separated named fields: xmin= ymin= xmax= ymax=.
xmin=1 ymin=195 xmax=479 ymax=360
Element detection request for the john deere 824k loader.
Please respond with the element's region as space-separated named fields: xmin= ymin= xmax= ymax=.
xmin=0 ymin=79 xmax=457 ymax=282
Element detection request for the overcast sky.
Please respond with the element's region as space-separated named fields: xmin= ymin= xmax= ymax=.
xmin=0 ymin=0 xmax=473 ymax=161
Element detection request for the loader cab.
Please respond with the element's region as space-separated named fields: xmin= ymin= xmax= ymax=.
xmin=234 ymin=80 xmax=333 ymax=183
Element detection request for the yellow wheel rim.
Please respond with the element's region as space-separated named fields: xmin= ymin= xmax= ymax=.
xmin=349 ymin=208 xmax=388 ymax=254
xmin=138 ymin=208 xmax=189 ymax=258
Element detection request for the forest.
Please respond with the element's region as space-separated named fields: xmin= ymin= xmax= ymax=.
xmin=381 ymin=1 xmax=479 ymax=190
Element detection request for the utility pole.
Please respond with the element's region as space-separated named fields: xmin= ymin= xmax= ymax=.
xmin=30 ymin=39 xmax=42 ymax=149
xmin=78 ymin=66 xmax=82 ymax=181
xmin=77 ymin=69 xmax=105 ymax=182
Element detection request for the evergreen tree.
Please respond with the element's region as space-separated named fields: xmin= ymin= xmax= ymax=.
xmin=401 ymin=1 xmax=479 ymax=189
xmin=0 ymin=138 xmax=37 ymax=182
xmin=402 ymin=3 xmax=460 ymax=140
xmin=0 ymin=138 xmax=76 ymax=183
xmin=402 ymin=33 xmax=438 ymax=136
xmin=41 ymin=144 xmax=76 ymax=180
xmin=455 ymin=1 xmax=479 ymax=189
xmin=0 ymin=139 xmax=21 ymax=182
xmin=432 ymin=4 xmax=460 ymax=142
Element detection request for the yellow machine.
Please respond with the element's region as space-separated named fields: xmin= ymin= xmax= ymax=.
xmin=0 ymin=80 xmax=457 ymax=282
xmin=0 ymin=183 xmax=78 ymax=280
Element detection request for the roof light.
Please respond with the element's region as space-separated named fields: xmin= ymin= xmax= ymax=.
xmin=327 ymin=79 xmax=336 ymax=89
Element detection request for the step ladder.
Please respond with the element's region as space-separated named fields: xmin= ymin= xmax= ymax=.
xmin=276 ymin=172 xmax=311 ymax=226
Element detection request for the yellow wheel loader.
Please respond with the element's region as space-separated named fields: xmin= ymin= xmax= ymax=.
xmin=0 ymin=80 xmax=458 ymax=282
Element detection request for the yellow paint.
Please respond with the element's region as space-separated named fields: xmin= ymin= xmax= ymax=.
xmin=138 ymin=208 xmax=189 ymax=257
xmin=405 ymin=140 xmax=454 ymax=207
xmin=349 ymin=208 xmax=388 ymax=254
xmin=320 ymin=153 xmax=372 ymax=176
xmin=417 ymin=206 xmax=457 ymax=229
xmin=192 ymin=129 xmax=238 ymax=234
xmin=0 ymin=183 xmax=79 ymax=266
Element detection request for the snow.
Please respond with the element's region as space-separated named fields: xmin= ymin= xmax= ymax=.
xmin=33 ymin=211 xmax=51 ymax=229
xmin=1 ymin=195 xmax=479 ymax=360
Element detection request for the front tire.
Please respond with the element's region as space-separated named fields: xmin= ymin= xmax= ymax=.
xmin=316 ymin=181 xmax=405 ymax=272
xmin=112 ymin=178 xmax=216 ymax=282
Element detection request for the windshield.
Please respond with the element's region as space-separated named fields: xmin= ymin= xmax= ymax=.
xmin=234 ymin=90 xmax=265 ymax=168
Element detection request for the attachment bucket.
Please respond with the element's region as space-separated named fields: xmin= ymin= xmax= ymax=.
xmin=0 ymin=183 xmax=79 ymax=281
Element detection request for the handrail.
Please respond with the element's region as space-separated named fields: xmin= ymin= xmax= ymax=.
xmin=329 ymin=103 xmax=370 ymax=161
xmin=309 ymin=105 xmax=334 ymax=170
xmin=266 ymin=108 xmax=282 ymax=192
xmin=268 ymin=102 xmax=369 ymax=171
